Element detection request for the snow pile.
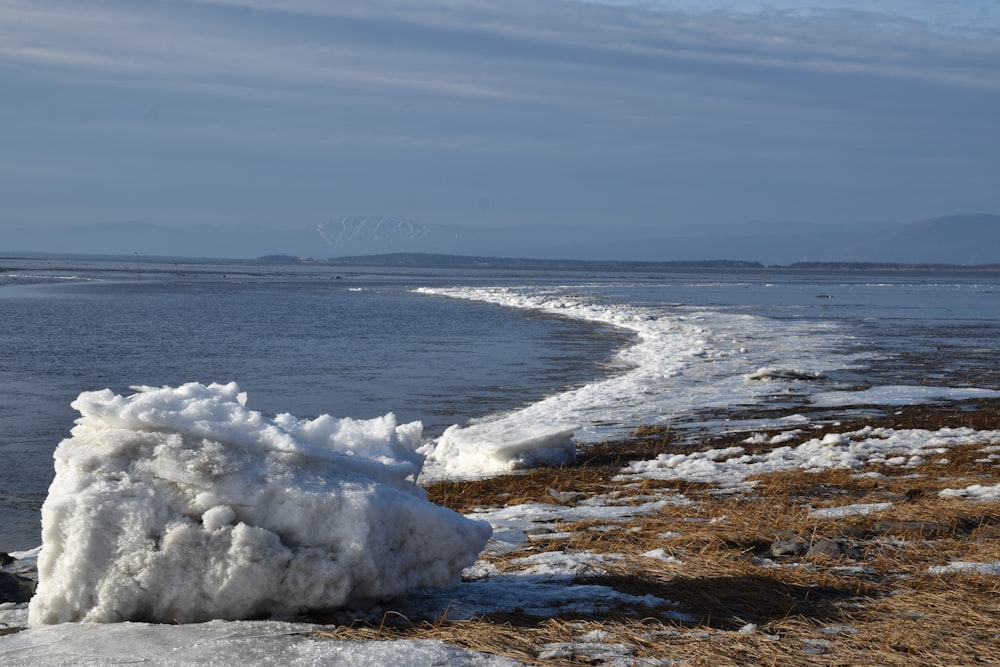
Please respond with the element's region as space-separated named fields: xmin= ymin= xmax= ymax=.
xmin=425 ymin=421 xmax=578 ymax=478
xmin=28 ymin=382 xmax=491 ymax=625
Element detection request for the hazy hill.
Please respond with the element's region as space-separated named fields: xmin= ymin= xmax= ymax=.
xmin=314 ymin=217 xmax=649 ymax=259
xmin=2 ymin=213 xmax=997 ymax=265
xmin=307 ymin=215 xmax=1000 ymax=265
xmin=826 ymin=214 xmax=1000 ymax=265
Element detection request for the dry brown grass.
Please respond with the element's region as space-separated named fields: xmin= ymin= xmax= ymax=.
xmin=318 ymin=400 xmax=1000 ymax=665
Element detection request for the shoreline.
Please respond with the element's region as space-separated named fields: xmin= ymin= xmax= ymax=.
xmin=3 ymin=399 xmax=999 ymax=664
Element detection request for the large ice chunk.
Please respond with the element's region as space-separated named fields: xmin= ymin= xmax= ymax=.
xmin=28 ymin=382 xmax=491 ymax=625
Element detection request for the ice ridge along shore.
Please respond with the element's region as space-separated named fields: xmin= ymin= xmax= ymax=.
xmin=28 ymin=382 xmax=491 ymax=625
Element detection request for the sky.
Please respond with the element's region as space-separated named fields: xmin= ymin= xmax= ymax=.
xmin=1 ymin=0 xmax=999 ymax=233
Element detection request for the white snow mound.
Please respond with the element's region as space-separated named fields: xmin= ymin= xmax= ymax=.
xmin=28 ymin=382 xmax=491 ymax=625
xmin=423 ymin=421 xmax=577 ymax=479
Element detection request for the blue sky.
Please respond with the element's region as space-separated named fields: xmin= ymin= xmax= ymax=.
xmin=2 ymin=0 xmax=998 ymax=232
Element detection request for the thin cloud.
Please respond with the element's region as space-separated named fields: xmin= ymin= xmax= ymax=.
xmin=4 ymin=1 xmax=998 ymax=95
xmin=1 ymin=0 xmax=998 ymax=227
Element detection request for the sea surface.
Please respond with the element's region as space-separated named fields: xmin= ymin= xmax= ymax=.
xmin=2 ymin=256 xmax=999 ymax=550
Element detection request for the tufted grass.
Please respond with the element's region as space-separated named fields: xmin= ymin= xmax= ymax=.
xmin=317 ymin=399 xmax=1000 ymax=665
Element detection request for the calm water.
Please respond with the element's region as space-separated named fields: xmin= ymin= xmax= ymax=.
xmin=2 ymin=258 xmax=998 ymax=550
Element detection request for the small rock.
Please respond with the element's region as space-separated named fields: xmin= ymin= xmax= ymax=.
xmin=771 ymin=539 xmax=808 ymax=557
xmin=0 ymin=552 xmax=14 ymax=567
xmin=547 ymin=488 xmax=585 ymax=504
xmin=806 ymin=538 xmax=862 ymax=559
xmin=0 ymin=571 xmax=36 ymax=603
xmin=807 ymin=538 xmax=844 ymax=558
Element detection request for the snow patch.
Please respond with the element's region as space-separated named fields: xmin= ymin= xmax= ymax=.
xmin=938 ymin=483 xmax=1000 ymax=501
xmin=928 ymin=561 xmax=1000 ymax=576
xmin=808 ymin=502 xmax=893 ymax=519
xmin=621 ymin=426 xmax=1000 ymax=486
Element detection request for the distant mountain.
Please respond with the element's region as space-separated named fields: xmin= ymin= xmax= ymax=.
xmin=316 ymin=217 xmax=435 ymax=252
xmin=2 ymin=213 xmax=997 ymax=265
xmin=313 ymin=216 xmax=651 ymax=259
xmin=311 ymin=217 xmax=900 ymax=264
xmin=327 ymin=253 xmax=764 ymax=270
xmin=314 ymin=215 xmax=1000 ymax=265
xmin=824 ymin=214 xmax=1000 ymax=265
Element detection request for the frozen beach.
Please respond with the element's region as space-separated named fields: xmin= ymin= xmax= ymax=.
xmin=2 ymin=259 xmax=1000 ymax=663
xmin=4 ymin=398 xmax=1000 ymax=664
